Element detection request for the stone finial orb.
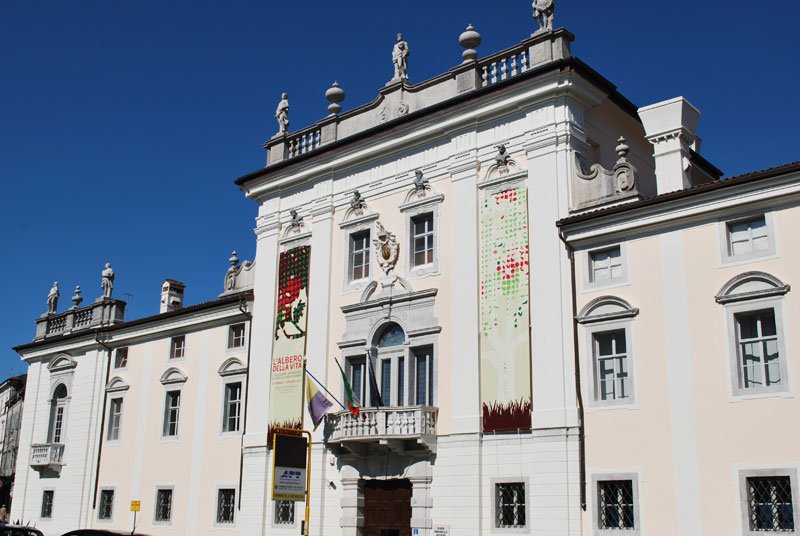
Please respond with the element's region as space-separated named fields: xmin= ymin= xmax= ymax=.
xmin=459 ymin=24 xmax=481 ymax=63
xmin=229 ymin=250 xmax=240 ymax=267
xmin=71 ymin=285 xmax=83 ymax=308
xmin=325 ymin=81 xmax=346 ymax=115
xmin=616 ymin=136 xmax=630 ymax=160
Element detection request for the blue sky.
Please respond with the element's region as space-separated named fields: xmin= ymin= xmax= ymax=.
xmin=1 ymin=1 xmax=798 ymax=377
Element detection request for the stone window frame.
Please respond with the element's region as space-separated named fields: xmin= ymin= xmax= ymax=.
xmin=272 ymin=498 xmax=296 ymax=527
xmin=220 ymin=380 xmax=243 ymax=435
xmin=491 ymin=477 xmax=531 ymax=534
xmin=106 ymin=396 xmax=124 ymax=443
xmin=718 ymin=210 xmax=777 ymax=265
xmin=590 ymin=472 xmax=641 ymax=536
xmin=40 ymin=488 xmax=55 ymax=520
xmin=226 ymin=323 xmax=247 ymax=351
xmin=583 ymin=243 xmax=629 ymax=292
xmin=169 ymin=335 xmax=186 ymax=361
xmin=578 ymin=296 xmax=639 ymax=409
xmin=113 ymin=347 xmax=129 ymax=370
xmin=716 ymin=272 xmax=791 ymax=398
xmin=400 ymin=191 xmax=444 ymax=278
xmin=153 ymin=485 xmax=175 ymax=526
xmin=159 ymin=368 xmax=187 ymax=441
xmin=738 ymin=467 xmax=800 ymax=535
xmin=97 ymin=487 xmax=115 ymax=523
xmin=218 ymin=358 xmax=246 ymax=436
xmin=340 ymin=213 xmax=379 ymax=293
xmin=213 ymin=485 xmax=237 ymax=527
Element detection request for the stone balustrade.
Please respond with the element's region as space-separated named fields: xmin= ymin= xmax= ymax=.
xmin=480 ymin=45 xmax=529 ymax=87
xmin=34 ymin=298 xmax=126 ymax=341
xmin=325 ymin=405 xmax=438 ymax=455
xmin=30 ymin=443 xmax=65 ymax=470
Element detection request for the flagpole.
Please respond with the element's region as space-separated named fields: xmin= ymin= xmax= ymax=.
xmin=307 ymin=366 xmax=345 ymax=410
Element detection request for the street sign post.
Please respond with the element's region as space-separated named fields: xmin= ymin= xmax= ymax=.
xmin=130 ymin=500 xmax=141 ymax=532
xmin=272 ymin=428 xmax=312 ymax=536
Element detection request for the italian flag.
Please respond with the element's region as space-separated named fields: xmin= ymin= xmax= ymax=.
xmin=335 ymin=359 xmax=360 ymax=417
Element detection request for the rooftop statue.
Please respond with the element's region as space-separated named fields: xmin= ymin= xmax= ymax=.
xmin=101 ymin=263 xmax=115 ymax=299
xmin=275 ymin=92 xmax=289 ymax=134
xmin=392 ymin=33 xmax=410 ymax=81
xmin=47 ymin=282 xmax=59 ymax=314
xmin=495 ymin=144 xmax=511 ymax=170
xmin=533 ymin=0 xmax=554 ymax=33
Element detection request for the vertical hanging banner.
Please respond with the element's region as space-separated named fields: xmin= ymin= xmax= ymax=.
xmin=268 ymin=245 xmax=311 ymax=445
xmin=479 ymin=186 xmax=532 ymax=432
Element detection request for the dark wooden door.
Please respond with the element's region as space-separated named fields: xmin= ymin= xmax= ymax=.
xmin=363 ymin=479 xmax=412 ymax=536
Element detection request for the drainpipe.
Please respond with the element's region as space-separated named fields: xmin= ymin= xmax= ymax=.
xmin=558 ymin=229 xmax=587 ymax=510
xmin=93 ymin=331 xmax=114 ymax=511
xmin=237 ymin=296 xmax=253 ymax=511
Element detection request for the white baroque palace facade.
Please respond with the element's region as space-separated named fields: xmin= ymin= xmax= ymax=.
xmin=10 ymin=13 xmax=800 ymax=536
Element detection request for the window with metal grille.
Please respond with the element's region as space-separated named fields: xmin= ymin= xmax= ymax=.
xmin=593 ymin=330 xmax=630 ymax=402
xmin=162 ymin=391 xmax=180 ymax=437
xmin=107 ymin=398 xmax=123 ymax=441
xmin=589 ymin=246 xmax=622 ymax=283
xmin=735 ymin=309 xmax=781 ymax=390
xmin=495 ymin=482 xmax=526 ymax=528
xmin=228 ymin=324 xmax=246 ymax=349
xmin=747 ymin=476 xmax=795 ymax=531
xmin=274 ymin=500 xmax=295 ymax=525
xmin=216 ymin=489 xmax=235 ymax=524
xmin=170 ymin=336 xmax=185 ymax=359
xmin=223 ymin=382 xmax=241 ymax=433
xmin=411 ymin=212 xmax=434 ymax=268
xmin=728 ymin=215 xmax=769 ymax=257
xmin=349 ymin=230 xmax=370 ymax=281
xmin=114 ymin=347 xmax=128 ymax=369
xmin=155 ymin=488 xmax=172 ymax=523
xmin=598 ymin=480 xmax=635 ymax=530
xmin=98 ymin=489 xmax=114 ymax=520
xmin=40 ymin=490 xmax=54 ymax=519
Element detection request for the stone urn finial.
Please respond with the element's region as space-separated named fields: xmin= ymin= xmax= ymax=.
xmin=459 ymin=24 xmax=481 ymax=63
xmin=325 ymin=81 xmax=345 ymax=115
xmin=71 ymin=285 xmax=83 ymax=308
xmin=229 ymin=250 xmax=240 ymax=268
xmin=615 ymin=136 xmax=630 ymax=161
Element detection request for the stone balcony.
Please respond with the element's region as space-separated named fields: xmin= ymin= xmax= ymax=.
xmin=30 ymin=443 xmax=64 ymax=471
xmin=325 ymin=405 xmax=438 ymax=456
xmin=34 ymin=298 xmax=126 ymax=341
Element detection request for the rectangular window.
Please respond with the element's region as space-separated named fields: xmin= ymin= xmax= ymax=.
xmin=495 ymin=482 xmax=526 ymax=528
xmin=40 ymin=490 xmax=54 ymax=519
xmin=381 ymin=359 xmax=392 ymax=406
xmin=411 ymin=213 xmax=434 ymax=268
xmin=114 ymin=347 xmax=128 ymax=369
xmin=98 ymin=489 xmax=114 ymax=520
xmin=216 ymin=488 xmax=236 ymax=525
xmin=274 ymin=500 xmax=295 ymax=525
xmin=414 ymin=346 xmax=434 ymax=406
xmin=162 ymin=391 xmax=180 ymax=437
xmin=228 ymin=324 xmax=246 ymax=349
xmin=589 ymin=246 xmax=623 ymax=284
xmin=349 ymin=230 xmax=370 ymax=281
xmin=107 ymin=398 xmax=123 ymax=441
xmin=170 ymin=336 xmax=185 ymax=359
xmin=593 ymin=330 xmax=629 ymax=402
xmin=223 ymin=382 xmax=242 ymax=433
xmin=155 ymin=488 xmax=173 ymax=523
xmin=728 ymin=215 xmax=769 ymax=257
xmin=347 ymin=358 xmax=365 ymax=406
xmin=52 ymin=406 xmax=65 ymax=443
xmin=598 ymin=480 xmax=635 ymax=530
xmin=398 ymin=356 xmax=405 ymax=406
xmin=735 ymin=309 xmax=781 ymax=390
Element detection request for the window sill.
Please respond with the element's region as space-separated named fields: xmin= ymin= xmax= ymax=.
xmin=585 ymin=400 xmax=638 ymax=412
xmin=582 ymin=279 xmax=630 ymax=294
xmin=719 ymin=252 xmax=779 ymax=268
xmin=729 ymin=389 xmax=793 ymax=402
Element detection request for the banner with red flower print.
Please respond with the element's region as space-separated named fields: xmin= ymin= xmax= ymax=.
xmin=268 ymin=245 xmax=311 ymax=445
xmin=479 ymin=186 xmax=532 ymax=432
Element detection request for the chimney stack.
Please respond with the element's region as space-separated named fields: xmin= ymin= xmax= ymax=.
xmin=638 ymin=97 xmax=716 ymax=195
xmin=160 ymin=279 xmax=185 ymax=313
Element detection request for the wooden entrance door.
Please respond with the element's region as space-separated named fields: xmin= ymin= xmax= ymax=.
xmin=363 ymin=479 xmax=412 ymax=536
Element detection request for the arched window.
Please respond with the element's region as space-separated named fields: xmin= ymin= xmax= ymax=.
xmin=48 ymin=384 xmax=68 ymax=444
xmin=377 ymin=323 xmax=405 ymax=348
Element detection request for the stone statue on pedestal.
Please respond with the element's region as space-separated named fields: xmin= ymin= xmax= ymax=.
xmin=392 ymin=33 xmax=410 ymax=81
xmin=275 ymin=93 xmax=290 ymax=134
xmin=101 ymin=263 xmax=115 ymax=299
xmin=533 ymin=0 xmax=554 ymax=32
xmin=47 ymin=282 xmax=59 ymax=314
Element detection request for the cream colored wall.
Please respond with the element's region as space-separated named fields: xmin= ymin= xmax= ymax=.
xmin=95 ymin=316 xmax=246 ymax=535
xmin=577 ymin=200 xmax=800 ymax=535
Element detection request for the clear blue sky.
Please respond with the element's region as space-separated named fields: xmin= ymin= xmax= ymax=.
xmin=1 ymin=1 xmax=798 ymax=378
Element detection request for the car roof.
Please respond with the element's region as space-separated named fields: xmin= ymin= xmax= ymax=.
xmin=60 ymin=531 xmax=151 ymax=536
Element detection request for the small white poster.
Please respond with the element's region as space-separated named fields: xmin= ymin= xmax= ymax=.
xmin=272 ymin=466 xmax=306 ymax=501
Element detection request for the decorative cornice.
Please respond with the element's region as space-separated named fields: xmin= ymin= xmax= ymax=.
xmin=160 ymin=367 xmax=188 ymax=385
xmin=715 ymin=271 xmax=790 ymax=304
xmin=576 ymin=296 xmax=639 ymax=324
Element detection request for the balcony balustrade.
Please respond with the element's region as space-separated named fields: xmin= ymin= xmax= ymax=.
xmin=325 ymin=405 xmax=437 ymax=455
xmin=30 ymin=443 xmax=65 ymax=471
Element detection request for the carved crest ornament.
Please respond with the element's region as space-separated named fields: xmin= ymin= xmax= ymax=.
xmin=373 ymin=221 xmax=399 ymax=275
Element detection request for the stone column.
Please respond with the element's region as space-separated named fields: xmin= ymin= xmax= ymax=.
xmin=340 ymin=477 xmax=364 ymax=536
xmin=410 ymin=476 xmax=433 ymax=536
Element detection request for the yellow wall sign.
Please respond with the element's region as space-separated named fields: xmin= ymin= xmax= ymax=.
xmin=130 ymin=500 xmax=141 ymax=512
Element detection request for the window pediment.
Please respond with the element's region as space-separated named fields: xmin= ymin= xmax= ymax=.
xmin=159 ymin=367 xmax=188 ymax=385
xmin=715 ymin=271 xmax=790 ymax=304
xmin=106 ymin=376 xmax=130 ymax=393
xmin=577 ymin=296 xmax=639 ymax=324
xmin=48 ymin=354 xmax=77 ymax=373
xmin=218 ymin=357 xmax=247 ymax=377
